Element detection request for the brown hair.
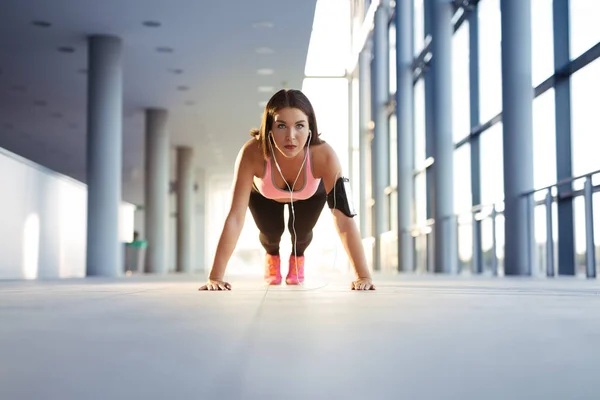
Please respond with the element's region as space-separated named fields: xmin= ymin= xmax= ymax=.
xmin=250 ymin=89 xmax=323 ymax=159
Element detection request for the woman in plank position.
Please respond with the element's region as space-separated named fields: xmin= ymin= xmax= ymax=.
xmin=199 ymin=89 xmax=375 ymax=291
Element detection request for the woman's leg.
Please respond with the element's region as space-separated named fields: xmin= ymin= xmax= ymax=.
xmin=287 ymin=183 xmax=327 ymax=256
xmin=248 ymin=189 xmax=285 ymax=255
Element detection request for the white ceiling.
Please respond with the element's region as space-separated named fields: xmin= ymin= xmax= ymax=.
xmin=0 ymin=0 xmax=317 ymax=203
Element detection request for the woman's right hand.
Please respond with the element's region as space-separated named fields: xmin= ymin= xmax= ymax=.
xmin=198 ymin=279 xmax=232 ymax=291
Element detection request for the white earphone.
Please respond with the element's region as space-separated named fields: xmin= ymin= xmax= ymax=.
xmin=268 ymin=128 xmax=312 ymax=282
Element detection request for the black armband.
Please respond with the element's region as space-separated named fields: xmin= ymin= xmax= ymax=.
xmin=327 ymin=177 xmax=357 ymax=218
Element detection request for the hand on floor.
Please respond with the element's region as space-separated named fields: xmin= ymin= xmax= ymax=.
xmin=351 ymin=277 xmax=375 ymax=291
xmin=198 ymin=279 xmax=232 ymax=291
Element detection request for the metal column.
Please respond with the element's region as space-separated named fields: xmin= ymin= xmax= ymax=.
xmin=359 ymin=45 xmax=372 ymax=238
xmin=553 ymin=0 xmax=576 ymax=275
xmin=500 ymin=0 xmax=534 ymax=275
xmin=468 ymin=3 xmax=483 ymax=274
xmin=144 ymin=109 xmax=170 ymax=274
xmin=195 ymin=168 xmax=206 ymax=270
xmin=176 ymin=146 xmax=194 ymax=273
xmin=396 ymin=0 xmax=414 ymax=272
xmin=430 ymin=0 xmax=457 ymax=274
xmin=85 ymin=35 xmax=123 ymax=277
xmin=371 ymin=0 xmax=391 ymax=271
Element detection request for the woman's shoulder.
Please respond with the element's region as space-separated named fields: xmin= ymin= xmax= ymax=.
xmin=310 ymin=141 xmax=336 ymax=162
xmin=310 ymin=142 xmax=340 ymax=177
xmin=238 ymin=138 xmax=264 ymax=172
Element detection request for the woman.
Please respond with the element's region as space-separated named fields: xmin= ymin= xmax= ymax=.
xmin=199 ymin=89 xmax=375 ymax=291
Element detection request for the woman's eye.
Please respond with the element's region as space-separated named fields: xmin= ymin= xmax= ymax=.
xmin=296 ymin=124 xmax=304 ymax=129
xmin=277 ymin=124 xmax=286 ymax=129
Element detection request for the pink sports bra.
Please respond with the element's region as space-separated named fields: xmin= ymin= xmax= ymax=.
xmin=253 ymin=148 xmax=322 ymax=201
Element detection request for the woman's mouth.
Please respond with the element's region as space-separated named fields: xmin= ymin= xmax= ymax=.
xmin=284 ymin=145 xmax=296 ymax=150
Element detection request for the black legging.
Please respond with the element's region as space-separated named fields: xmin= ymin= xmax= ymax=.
xmin=248 ymin=181 xmax=327 ymax=256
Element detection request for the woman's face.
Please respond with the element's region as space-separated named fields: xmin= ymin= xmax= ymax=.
xmin=269 ymin=107 xmax=310 ymax=159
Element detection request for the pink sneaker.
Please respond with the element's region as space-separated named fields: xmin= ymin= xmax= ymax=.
xmin=286 ymin=255 xmax=305 ymax=285
xmin=264 ymin=254 xmax=282 ymax=285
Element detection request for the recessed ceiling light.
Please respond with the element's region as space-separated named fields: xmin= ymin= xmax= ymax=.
xmin=143 ymin=21 xmax=161 ymax=27
xmin=58 ymin=46 xmax=75 ymax=53
xmin=257 ymin=68 xmax=274 ymax=76
xmin=177 ymin=85 xmax=189 ymax=91
xmin=32 ymin=20 xmax=52 ymax=28
xmin=258 ymin=86 xmax=274 ymax=93
xmin=252 ymin=22 xmax=274 ymax=29
xmin=255 ymin=47 xmax=275 ymax=55
xmin=156 ymin=46 xmax=173 ymax=53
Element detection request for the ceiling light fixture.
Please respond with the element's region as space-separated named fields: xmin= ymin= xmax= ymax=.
xmin=258 ymin=86 xmax=274 ymax=93
xmin=252 ymin=22 xmax=274 ymax=29
xmin=32 ymin=20 xmax=52 ymax=28
xmin=257 ymin=68 xmax=274 ymax=76
xmin=143 ymin=21 xmax=161 ymax=27
xmin=255 ymin=47 xmax=275 ymax=55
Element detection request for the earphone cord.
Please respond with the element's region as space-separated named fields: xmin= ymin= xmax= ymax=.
xmin=269 ymin=133 xmax=310 ymax=282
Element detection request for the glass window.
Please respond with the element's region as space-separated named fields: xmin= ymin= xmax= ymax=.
xmin=454 ymin=144 xmax=472 ymax=214
xmin=452 ymin=21 xmax=471 ymax=143
xmin=389 ymin=114 xmax=398 ymax=232
xmin=531 ymin=0 xmax=554 ymax=87
xmin=389 ymin=23 xmax=397 ymax=94
xmin=304 ymin=0 xmax=351 ymax=77
xmin=569 ymin=0 xmax=600 ymax=60
xmin=571 ymin=58 xmax=600 ymax=177
xmin=414 ymin=0 xmax=425 ymax=55
xmin=532 ymin=88 xmax=557 ymax=189
xmin=478 ymin=0 xmax=502 ymax=123
xmin=414 ymin=78 xmax=426 ymax=166
xmin=480 ymin=122 xmax=504 ymax=205
xmin=415 ymin=171 xmax=427 ymax=224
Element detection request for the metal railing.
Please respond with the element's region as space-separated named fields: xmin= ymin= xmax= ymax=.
xmin=397 ymin=169 xmax=600 ymax=278
xmin=523 ymin=168 xmax=600 ymax=279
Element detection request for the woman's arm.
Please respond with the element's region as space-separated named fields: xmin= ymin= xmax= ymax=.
xmin=200 ymin=141 xmax=256 ymax=290
xmin=318 ymin=144 xmax=375 ymax=290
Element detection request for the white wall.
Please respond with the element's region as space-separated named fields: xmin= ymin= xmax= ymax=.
xmin=0 ymin=147 xmax=135 ymax=280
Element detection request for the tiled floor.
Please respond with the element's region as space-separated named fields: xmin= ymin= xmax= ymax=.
xmin=1 ymin=273 xmax=599 ymax=399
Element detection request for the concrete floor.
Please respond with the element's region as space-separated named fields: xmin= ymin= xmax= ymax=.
xmin=1 ymin=272 xmax=599 ymax=400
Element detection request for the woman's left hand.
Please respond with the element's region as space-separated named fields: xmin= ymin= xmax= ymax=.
xmin=351 ymin=277 xmax=376 ymax=291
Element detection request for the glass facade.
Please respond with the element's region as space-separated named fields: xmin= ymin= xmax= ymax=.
xmin=346 ymin=0 xmax=600 ymax=276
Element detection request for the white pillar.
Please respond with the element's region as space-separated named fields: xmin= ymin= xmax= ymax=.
xmin=144 ymin=109 xmax=170 ymax=274
xmin=86 ymin=35 xmax=123 ymax=277
xmin=176 ymin=147 xmax=194 ymax=273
